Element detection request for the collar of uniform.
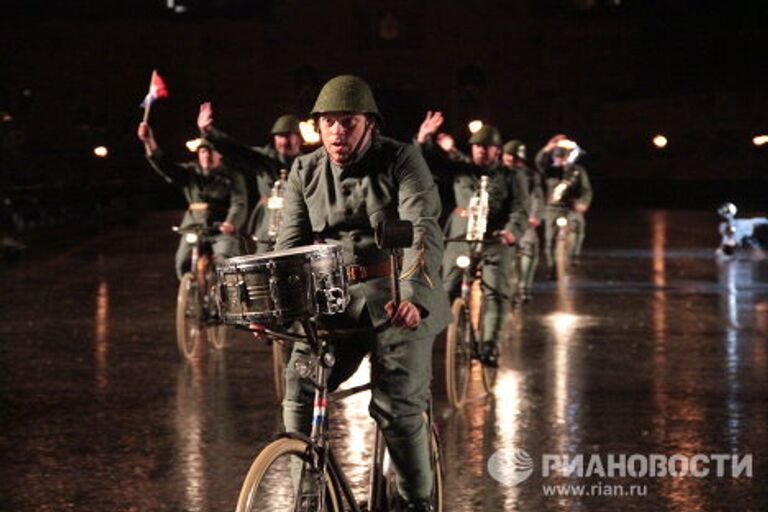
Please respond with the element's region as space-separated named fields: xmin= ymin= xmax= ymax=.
xmin=330 ymin=137 xmax=374 ymax=179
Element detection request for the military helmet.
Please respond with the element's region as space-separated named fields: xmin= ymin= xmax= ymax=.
xmin=311 ymin=75 xmax=382 ymax=123
xmin=468 ymin=125 xmax=502 ymax=147
xmin=270 ymin=114 xmax=301 ymax=135
xmin=503 ymin=139 xmax=526 ymax=159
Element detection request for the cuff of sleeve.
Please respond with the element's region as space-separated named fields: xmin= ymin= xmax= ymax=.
xmin=400 ymin=279 xmax=432 ymax=320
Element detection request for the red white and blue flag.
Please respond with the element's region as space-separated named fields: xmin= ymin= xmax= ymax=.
xmin=140 ymin=70 xmax=169 ymax=108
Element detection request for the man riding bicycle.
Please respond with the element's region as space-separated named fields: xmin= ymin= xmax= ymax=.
xmin=137 ymin=121 xmax=247 ymax=278
xmin=265 ymin=75 xmax=450 ymax=512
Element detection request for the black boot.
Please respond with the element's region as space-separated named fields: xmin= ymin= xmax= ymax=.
xmin=395 ymin=496 xmax=434 ymax=512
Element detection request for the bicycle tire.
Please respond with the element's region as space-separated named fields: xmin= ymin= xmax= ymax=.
xmin=206 ymin=324 xmax=227 ymax=350
xmin=176 ymin=273 xmax=201 ymax=360
xmin=236 ymin=437 xmax=341 ymax=512
xmin=445 ymin=298 xmax=472 ymax=409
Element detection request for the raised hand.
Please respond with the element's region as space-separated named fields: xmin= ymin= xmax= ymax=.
xmin=417 ymin=110 xmax=445 ymax=143
xmin=197 ymin=102 xmax=214 ymax=134
xmin=137 ymin=122 xmax=153 ymax=142
xmin=436 ymin=132 xmax=456 ymax=153
xmin=545 ymin=133 xmax=568 ymax=151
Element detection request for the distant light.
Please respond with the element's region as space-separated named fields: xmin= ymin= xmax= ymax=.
xmin=93 ymin=146 xmax=108 ymax=158
xmin=186 ymin=138 xmax=203 ymax=152
xmin=1 ymin=113 xmax=12 ymax=123
xmin=752 ymin=135 xmax=768 ymax=146
xmin=468 ymin=120 xmax=483 ymax=134
xmin=299 ymin=120 xmax=320 ymax=145
xmin=653 ymin=135 xmax=668 ymax=148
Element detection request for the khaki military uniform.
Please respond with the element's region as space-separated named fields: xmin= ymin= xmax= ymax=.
xmin=276 ymin=136 xmax=450 ymax=501
xmin=421 ymin=139 xmax=529 ymax=347
xmin=205 ymin=127 xmax=295 ymax=253
xmin=146 ymin=149 xmax=247 ymax=278
xmin=535 ymin=148 xmax=593 ymax=269
xmin=510 ymin=163 xmax=544 ymax=297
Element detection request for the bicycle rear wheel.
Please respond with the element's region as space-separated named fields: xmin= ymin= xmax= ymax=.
xmin=445 ymin=298 xmax=472 ymax=408
xmin=176 ymin=273 xmax=202 ymax=360
xmin=236 ymin=437 xmax=341 ymax=512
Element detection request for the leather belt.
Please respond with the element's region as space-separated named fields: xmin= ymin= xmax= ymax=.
xmin=453 ymin=207 xmax=468 ymax=217
xmin=188 ymin=202 xmax=209 ymax=211
xmin=345 ymin=260 xmax=392 ymax=283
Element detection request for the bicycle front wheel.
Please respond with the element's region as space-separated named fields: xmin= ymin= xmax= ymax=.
xmin=236 ymin=437 xmax=341 ymax=512
xmin=445 ymin=298 xmax=472 ymax=409
xmin=176 ymin=273 xmax=202 ymax=360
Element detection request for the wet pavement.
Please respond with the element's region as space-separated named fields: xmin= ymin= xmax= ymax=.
xmin=1 ymin=209 xmax=767 ymax=511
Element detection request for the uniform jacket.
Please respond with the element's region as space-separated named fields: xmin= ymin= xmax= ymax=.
xmin=276 ymin=136 xmax=451 ymax=341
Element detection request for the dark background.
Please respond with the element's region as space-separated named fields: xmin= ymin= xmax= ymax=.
xmin=1 ymin=0 xmax=767 ymax=219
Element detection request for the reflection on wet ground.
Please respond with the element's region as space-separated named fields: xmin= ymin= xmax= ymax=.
xmin=1 ymin=209 xmax=767 ymax=511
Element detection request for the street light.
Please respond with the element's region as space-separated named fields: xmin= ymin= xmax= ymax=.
xmin=752 ymin=135 xmax=768 ymax=146
xmin=93 ymin=146 xmax=109 ymax=158
xmin=468 ymin=120 xmax=483 ymax=134
xmin=652 ymin=134 xmax=668 ymax=149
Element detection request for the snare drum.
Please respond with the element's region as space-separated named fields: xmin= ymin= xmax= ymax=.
xmin=217 ymin=244 xmax=348 ymax=325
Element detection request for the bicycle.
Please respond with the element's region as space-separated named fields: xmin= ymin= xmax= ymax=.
xmin=235 ymin=321 xmax=444 ymax=512
xmin=443 ymin=237 xmax=501 ymax=409
xmin=174 ymin=224 xmax=229 ymax=359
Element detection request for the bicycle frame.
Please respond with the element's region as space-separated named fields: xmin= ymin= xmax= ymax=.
xmin=269 ymin=319 xmax=440 ymax=512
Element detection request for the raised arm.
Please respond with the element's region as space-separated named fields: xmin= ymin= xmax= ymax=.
xmin=197 ymin=102 xmax=276 ymax=172
xmin=137 ymin=122 xmax=188 ymax=185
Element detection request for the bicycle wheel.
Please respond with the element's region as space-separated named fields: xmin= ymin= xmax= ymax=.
xmin=176 ymin=273 xmax=202 ymax=360
xmin=272 ymin=339 xmax=289 ymax=401
xmin=236 ymin=437 xmax=341 ymax=512
xmin=206 ymin=324 xmax=227 ymax=350
xmin=445 ymin=298 xmax=472 ymax=409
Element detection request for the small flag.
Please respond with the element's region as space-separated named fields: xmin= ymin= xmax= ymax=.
xmin=140 ymin=71 xmax=169 ymax=108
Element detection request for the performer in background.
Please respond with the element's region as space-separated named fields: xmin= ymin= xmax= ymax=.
xmin=536 ymin=134 xmax=593 ymax=276
xmin=197 ymin=103 xmax=302 ymax=252
xmin=503 ymin=139 xmax=543 ymax=303
xmin=137 ymin=121 xmax=246 ymax=278
xmin=417 ymin=111 xmax=528 ymax=367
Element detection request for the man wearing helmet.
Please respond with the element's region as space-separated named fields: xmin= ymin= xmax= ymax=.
xmin=417 ymin=111 xmax=528 ymax=367
xmin=197 ymin=104 xmax=303 ymax=252
xmin=535 ymin=134 xmax=593 ymax=276
xmin=136 ymin=121 xmax=247 ymax=278
xmin=274 ymin=75 xmax=450 ymax=511
xmin=503 ymin=140 xmax=544 ymax=303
